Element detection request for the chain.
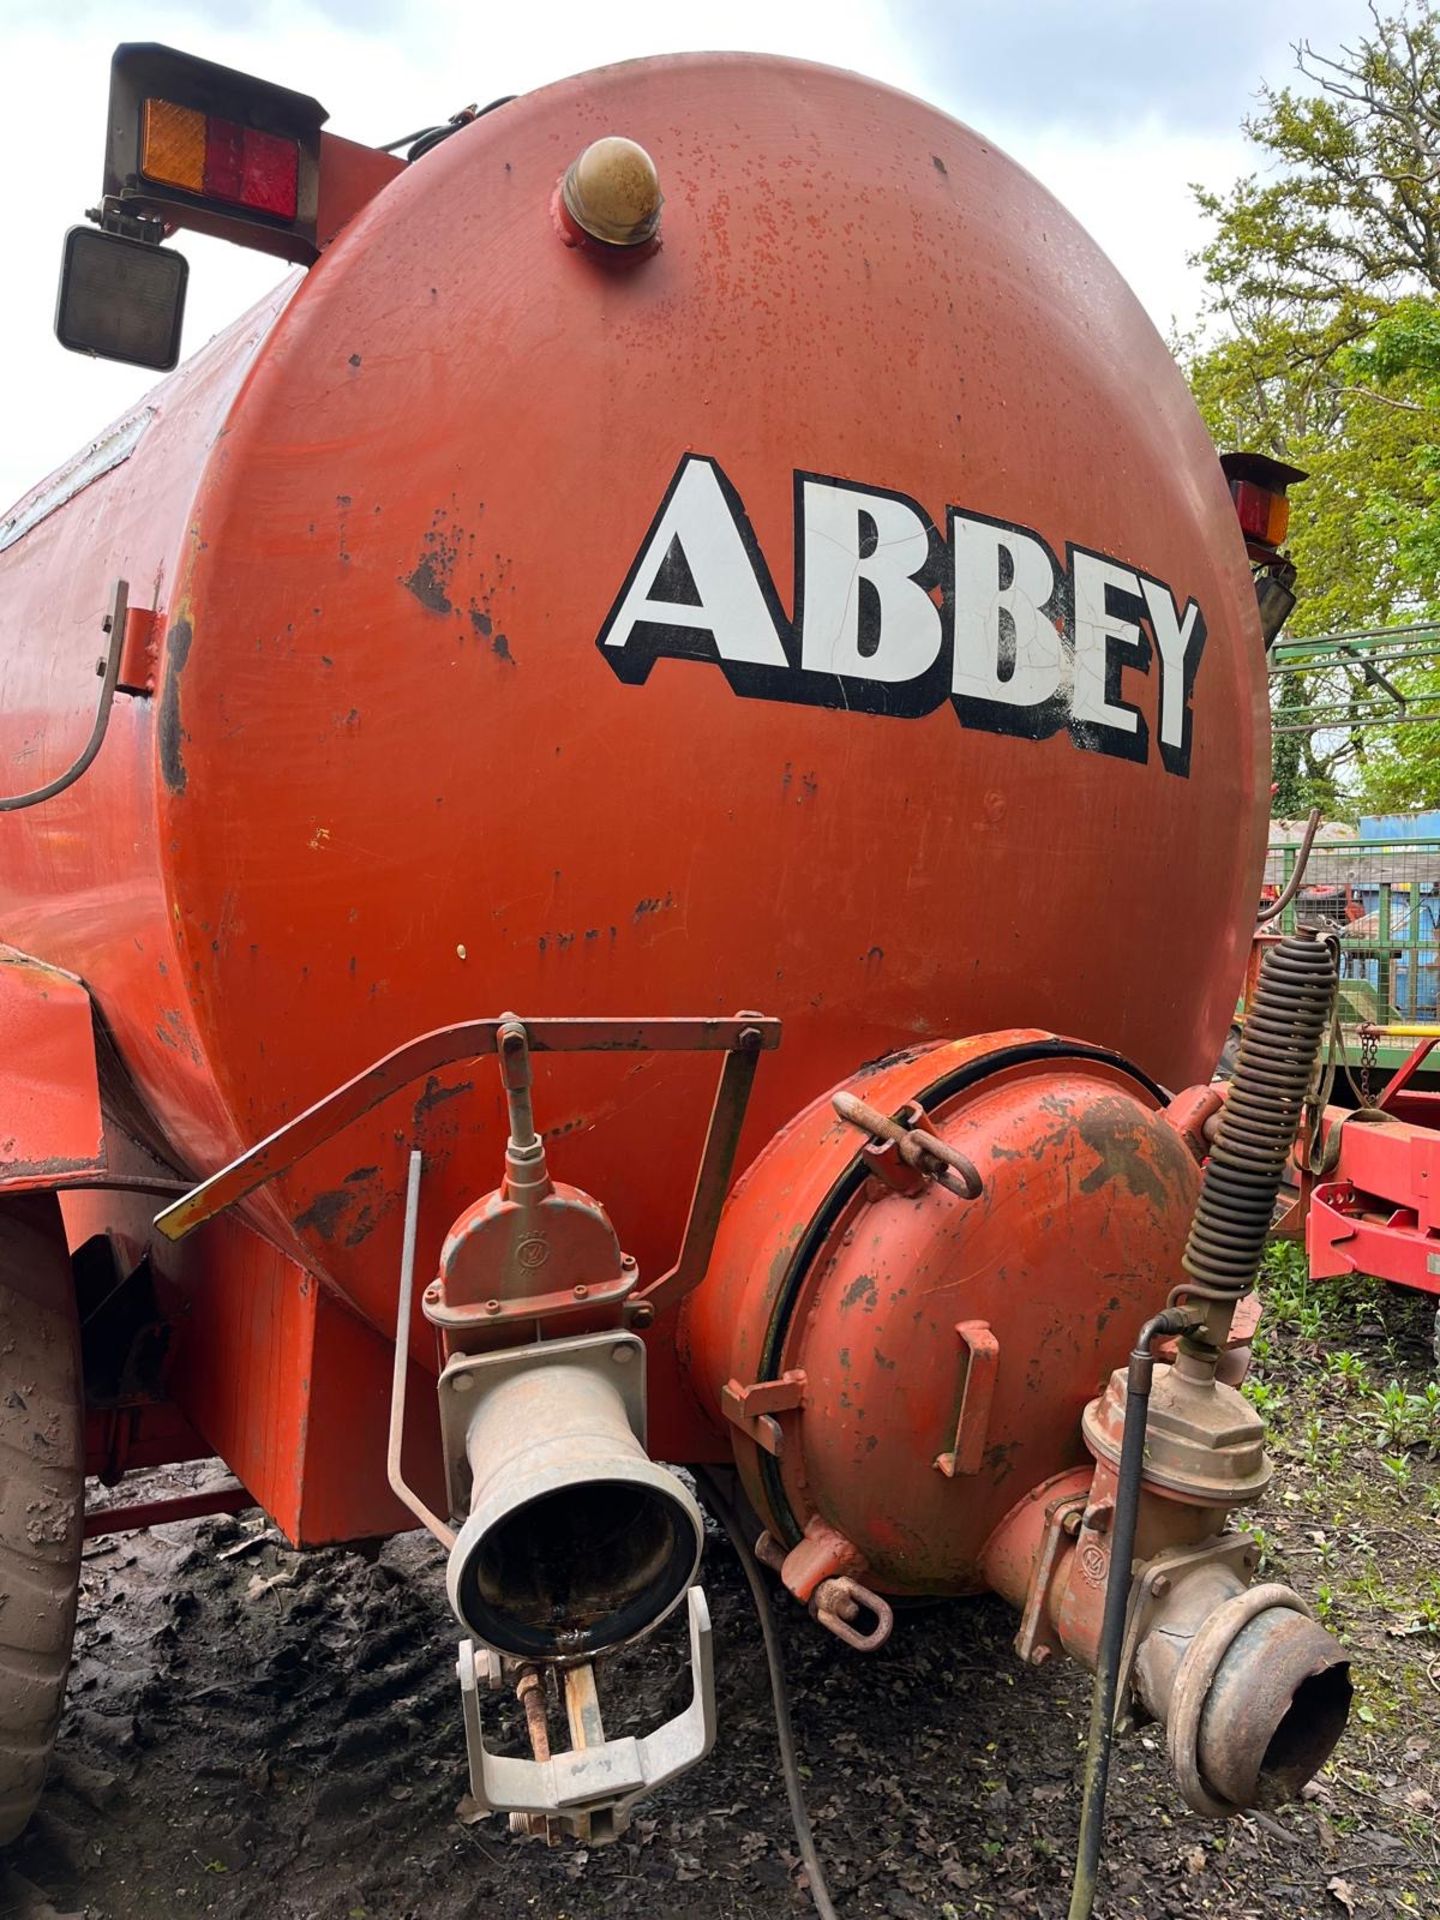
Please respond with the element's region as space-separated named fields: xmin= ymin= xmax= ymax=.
xmin=1360 ymin=1024 xmax=1378 ymax=1108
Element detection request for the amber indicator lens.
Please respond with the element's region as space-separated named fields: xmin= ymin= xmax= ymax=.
xmin=141 ymin=98 xmax=299 ymax=220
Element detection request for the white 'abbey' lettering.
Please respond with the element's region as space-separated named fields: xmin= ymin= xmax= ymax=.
xmin=596 ymin=455 xmax=1210 ymax=775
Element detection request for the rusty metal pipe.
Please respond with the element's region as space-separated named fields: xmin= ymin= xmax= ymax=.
xmin=1138 ymin=1578 xmax=1351 ymax=1817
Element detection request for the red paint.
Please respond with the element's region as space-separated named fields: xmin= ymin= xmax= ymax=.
xmin=0 ymin=54 xmax=1265 ymax=1544
xmin=0 ymin=952 xmax=104 ymax=1189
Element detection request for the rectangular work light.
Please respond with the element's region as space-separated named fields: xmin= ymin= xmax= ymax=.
xmin=55 ymin=225 xmax=188 ymax=372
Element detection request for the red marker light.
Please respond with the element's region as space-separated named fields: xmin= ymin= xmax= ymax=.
xmin=1230 ymin=478 xmax=1290 ymax=548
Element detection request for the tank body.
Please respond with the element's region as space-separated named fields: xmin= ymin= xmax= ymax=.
xmin=0 ymin=54 xmax=1267 ymax=1435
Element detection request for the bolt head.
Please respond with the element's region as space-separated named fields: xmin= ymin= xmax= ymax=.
xmin=485 ymin=1298 xmax=501 ymax=1315
xmin=612 ymin=1344 xmax=635 ymax=1366
xmin=450 ymin=1371 xmax=474 ymax=1393
xmin=1149 ymin=1572 xmax=1171 ymax=1597
xmin=574 ymin=1284 xmax=588 ymax=1299
xmin=630 ymin=1303 xmax=655 ymax=1328
xmin=424 ymin=1282 xmax=441 ymax=1300
xmin=1029 ymin=1645 xmax=1052 ymax=1667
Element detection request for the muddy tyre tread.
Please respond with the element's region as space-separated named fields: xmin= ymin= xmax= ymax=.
xmin=0 ymin=1195 xmax=83 ymax=1849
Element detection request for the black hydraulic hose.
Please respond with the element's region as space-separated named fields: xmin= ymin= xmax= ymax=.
xmin=1066 ymin=1306 xmax=1195 ymax=1920
xmin=695 ymin=1469 xmax=840 ymax=1920
xmin=1255 ymin=808 xmax=1321 ymax=926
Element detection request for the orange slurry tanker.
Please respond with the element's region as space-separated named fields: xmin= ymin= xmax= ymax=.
xmin=0 ymin=41 xmax=1344 ymax=1908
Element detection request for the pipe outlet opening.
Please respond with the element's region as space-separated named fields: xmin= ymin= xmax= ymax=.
xmin=1190 ymin=1601 xmax=1353 ymax=1812
xmin=450 ymin=1473 xmax=701 ymax=1660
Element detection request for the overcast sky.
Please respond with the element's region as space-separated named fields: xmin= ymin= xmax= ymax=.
xmin=0 ymin=0 xmax=1374 ymax=511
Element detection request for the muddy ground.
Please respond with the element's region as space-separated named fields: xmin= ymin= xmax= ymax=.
xmin=3 ymin=1264 xmax=1439 ymax=1920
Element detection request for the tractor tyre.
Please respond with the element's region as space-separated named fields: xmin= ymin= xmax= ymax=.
xmin=0 ymin=1194 xmax=83 ymax=1847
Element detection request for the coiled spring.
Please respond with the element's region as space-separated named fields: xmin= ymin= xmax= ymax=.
xmin=1180 ymin=928 xmax=1336 ymax=1301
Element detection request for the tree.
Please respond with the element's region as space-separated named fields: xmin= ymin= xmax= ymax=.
xmin=1185 ymin=6 xmax=1440 ymax=811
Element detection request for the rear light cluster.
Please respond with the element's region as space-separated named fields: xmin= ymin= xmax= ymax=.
xmin=1229 ymin=477 xmax=1291 ymax=548
xmin=141 ymin=97 xmax=298 ymax=219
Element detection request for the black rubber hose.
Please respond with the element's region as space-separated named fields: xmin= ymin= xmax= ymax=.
xmin=695 ymin=1469 xmax=840 ymax=1920
xmin=1067 ymin=1306 xmax=1195 ymax=1920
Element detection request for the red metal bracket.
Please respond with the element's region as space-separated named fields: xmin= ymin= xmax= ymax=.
xmin=155 ymin=1013 xmax=781 ymax=1272
xmin=117 ymin=602 xmax=160 ymax=696
xmin=934 ymin=1319 xmax=1000 ymax=1477
xmin=1310 ymin=1176 xmax=1440 ymax=1297
xmin=84 ymin=1477 xmax=251 ymax=1539
xmin=720 ymin=1370 xmax=806 ymax=1458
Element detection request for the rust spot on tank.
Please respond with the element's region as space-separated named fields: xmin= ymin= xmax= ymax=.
xmin=1076 ymin=1101 xmax=1168 ymax=1208
xmin=632 ymin=894 xmax=675 ymax=920
xmin=158 ymin=616 xmax=193 ymax=794
xmin=468 ymin=602 xmax=493 ymax=638
xmin=841 ymin=1270 xmax=877 ymax=1312
xmin=401 ymin=511 xmax=462 ymax=615
xmin=154 ymin=1008 xmax=200 ymax=1062
xmin=344 ymin=1201 xmax=392 ymax=1248
xmin=294 ymin=1188 xmax=351 ymax=1240
xmin=492 ymin=632 xmax=513 ymax=663
xmin=348 ymin=353 xmax=361 ymax=368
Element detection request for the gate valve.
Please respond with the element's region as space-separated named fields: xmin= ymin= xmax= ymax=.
xmin=425 ymin=1016 xmax=638 ymax=1344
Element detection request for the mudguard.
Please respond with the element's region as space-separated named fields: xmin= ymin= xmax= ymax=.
xmin=0 ymin=946 xmax=104 ymax=1192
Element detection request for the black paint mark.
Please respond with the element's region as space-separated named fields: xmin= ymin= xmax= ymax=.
xmin=158 ymin=616 xmax=193 ymax=795
xmin=413 ymin=1074 xmax=473 ymax=1119
xmin=295 ymin=1189 xmax=351 ymax=1240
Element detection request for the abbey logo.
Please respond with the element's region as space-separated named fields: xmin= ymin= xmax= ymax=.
xmin=596 ymin=455 xmax=1209 ymax=777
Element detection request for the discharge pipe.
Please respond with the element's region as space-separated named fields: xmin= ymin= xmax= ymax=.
xmin=446 ymin=1350 xmax=704 ymax=1661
